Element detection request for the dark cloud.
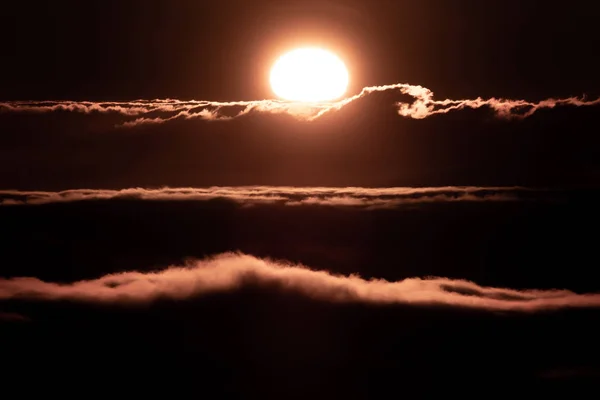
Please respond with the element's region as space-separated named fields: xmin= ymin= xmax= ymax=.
xmin=1 ymin=187 xmax=598 ymax=395
xmin=0 ymin=311 xmax=29 ymax=322
xmin=3 ymin=251 xmax=600 ymax=396
xmin=1 ymin=83 xmax=599 ymax=127
xmin=0 ymin=185 xmax=559 ymax=207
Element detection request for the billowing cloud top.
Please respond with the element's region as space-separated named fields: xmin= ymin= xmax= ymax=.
xmin=1 ymin=252 xmax=599 ymax=312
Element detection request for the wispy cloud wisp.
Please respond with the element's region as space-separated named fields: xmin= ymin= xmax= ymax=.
xmin=2 ymin=83 xmax=598 ymax=127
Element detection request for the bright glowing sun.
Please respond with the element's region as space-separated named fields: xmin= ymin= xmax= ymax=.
xmin=270 ymin=48 xmax=349 ymax=102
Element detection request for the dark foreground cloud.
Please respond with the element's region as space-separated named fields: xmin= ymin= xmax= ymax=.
xmin=2 ymin=252 xmax=599 ymax=312
xmin=1 ymin=83 xmax=599 ymax=127
xmin=0 ymin=311 xmax=29 ymax=322
xmin=4 ymin=253 xmax=600 ymax=398
xmin=0 ymin=185 xmax=558 ymax=208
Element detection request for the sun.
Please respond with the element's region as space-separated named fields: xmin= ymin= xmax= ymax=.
xmin=270 ymin=48 xmax=349 ymax=103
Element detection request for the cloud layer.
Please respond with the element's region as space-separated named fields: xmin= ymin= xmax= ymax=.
xmin=2 ymin=83 xmax=598 ymax=127
xmin=1 ymin=252 xmax=599 ymax=312
xmin=0 ymin=185 xmax=558 ymax=208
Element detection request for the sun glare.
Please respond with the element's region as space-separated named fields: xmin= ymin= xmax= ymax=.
xmin=270 ymin=48 xmax=349 ymax=103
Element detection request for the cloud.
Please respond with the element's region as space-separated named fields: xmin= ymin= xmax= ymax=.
xmin=0 ymin=185 xmax=553 ymax=208
xmin=0 ymin=311 xmax=30 ymax=322
xmin=1 ymin=83 xmax=598 ymax=127
xmin=1 ymin=252 xmax=599 ymax=312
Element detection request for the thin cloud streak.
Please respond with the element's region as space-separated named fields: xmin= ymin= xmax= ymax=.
xmin=1 ymin=83 xmax=598 ymax=127
xmin=0 ymin=311 xmax=30 ymax=322
xmin=1 ymin=253 xmax=599 ymax=312
xmin=0 ymin=186 xmax=552 ymax=208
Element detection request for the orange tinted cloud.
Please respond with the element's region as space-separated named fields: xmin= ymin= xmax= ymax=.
xmin=0 ymin=186 xmax=548 ymax=208
xmin=0 ymin=253 xmax=598 ymax=312
xmin=1 ymin=83 xmax=598 ymax=127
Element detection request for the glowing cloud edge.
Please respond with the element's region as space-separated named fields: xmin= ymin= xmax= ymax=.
xmin=1 ymin=82 xmax=599 ymax=127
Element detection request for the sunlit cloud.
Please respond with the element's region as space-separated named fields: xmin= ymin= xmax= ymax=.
xmin=1 ymin=83 xmax=598 ymax=127
xmin=0 ymin=186 xmax=555 ymax=208
xmin=1 ymin=252 xmax=599 ymax=312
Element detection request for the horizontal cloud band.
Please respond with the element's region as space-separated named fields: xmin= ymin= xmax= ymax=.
xmin=1 ymin=83 xmax=598 ymax=127
xmin=0 ymin=186 xmax=560 ymax=208
xmin=1 ymin=253 xmax=599 ymax=312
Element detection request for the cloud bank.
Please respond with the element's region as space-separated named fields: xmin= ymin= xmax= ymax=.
xmin=0 ymin=185 xmax=554 ymax=208
xmin=1 ymin=252 xmax=599 ymax=312
xmin=1 ymin=83 xmax=598 ymax=127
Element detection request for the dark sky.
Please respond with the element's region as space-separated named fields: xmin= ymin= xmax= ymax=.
xmin=3 ymin=0 xmax=600 ymax=100
xmin=0 ymin=0 xmax=599 ymax=190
